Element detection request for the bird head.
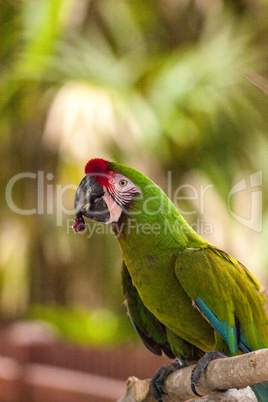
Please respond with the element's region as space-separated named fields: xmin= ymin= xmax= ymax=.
xmin=73 ymin=158 xmax=141 ymax=232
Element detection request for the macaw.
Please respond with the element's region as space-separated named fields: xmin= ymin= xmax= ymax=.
xmin=73 ymin=158 xmax=268 ymax=401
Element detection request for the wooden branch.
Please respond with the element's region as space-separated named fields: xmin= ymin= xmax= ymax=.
xmin=118 ymin=349 xmax=268 ymax=402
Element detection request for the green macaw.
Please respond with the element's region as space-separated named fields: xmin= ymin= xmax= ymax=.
xmin=73 ymin=158 xmax=268 ymax=401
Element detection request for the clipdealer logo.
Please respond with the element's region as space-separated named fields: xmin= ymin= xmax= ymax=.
xmin=4 ymin=170 xmax=263 ymax=233
xmin=228 ymin=171 xmax=262 ymax=232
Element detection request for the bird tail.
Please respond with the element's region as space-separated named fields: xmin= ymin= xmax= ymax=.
xmin=251 ymin=381 xmax=268 ymax=402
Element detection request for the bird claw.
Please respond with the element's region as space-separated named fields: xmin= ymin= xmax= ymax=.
xmin=150 ymin=358 xmax=187 ymax=401
xmin=190 ymin=351 xmax=227 ymax=397
xmin=191 ymin=380 xmax=202 ymax=397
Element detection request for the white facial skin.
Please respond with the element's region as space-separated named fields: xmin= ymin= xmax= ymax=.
xmin=102 ymin=192 xmax=122 ymax=224
xmin=103 ymin=173 xmax=139 ymax=224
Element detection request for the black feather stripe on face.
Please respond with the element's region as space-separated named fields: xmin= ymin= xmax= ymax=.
xmin=108 ymin=187 xmax=138 ymax=208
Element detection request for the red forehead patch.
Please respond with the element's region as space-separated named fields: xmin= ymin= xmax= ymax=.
xmin=85 ymin=158 xmax=110 ymax=174
xmin=84 ymin=158 xmax=111 ymax=187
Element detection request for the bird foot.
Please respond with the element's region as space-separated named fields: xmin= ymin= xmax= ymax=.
xmin=150 ymin=358 xmax=188 ymax=402
xmin=191 ymin=351 xmax=227 ymax=396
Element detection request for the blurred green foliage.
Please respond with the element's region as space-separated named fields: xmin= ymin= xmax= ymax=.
xmin=30 ymin=304 xmax=135 ymax=345
xmin=0 ymin=0 xmax=268 ymax=344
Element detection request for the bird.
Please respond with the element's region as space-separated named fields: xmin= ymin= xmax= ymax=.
xmin=73 ymin=158 xmax=268 ymax=401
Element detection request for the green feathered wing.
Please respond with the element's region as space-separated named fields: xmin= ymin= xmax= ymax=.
xmin=175 ymin=246 xmax=268 ymax=401
xmin=175 ymin=245 xmax=268 ymax=355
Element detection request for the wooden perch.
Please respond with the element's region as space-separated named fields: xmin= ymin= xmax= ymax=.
xmin=118 ymin=349 xmax=268 ymax=402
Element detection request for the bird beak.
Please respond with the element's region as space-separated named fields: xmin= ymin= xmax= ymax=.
xmin=73 ymin=174 xmax=110 ymax=232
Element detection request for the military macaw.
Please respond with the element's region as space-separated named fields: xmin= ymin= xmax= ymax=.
xmin=73 ymin=158 xmax=268 ymax=401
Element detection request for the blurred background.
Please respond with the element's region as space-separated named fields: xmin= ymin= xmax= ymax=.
xmin=0 ymin=0 xmax=268 ymax=400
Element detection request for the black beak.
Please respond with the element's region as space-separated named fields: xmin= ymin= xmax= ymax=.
xmin=73 ymin=174 xmax=110 ymax=232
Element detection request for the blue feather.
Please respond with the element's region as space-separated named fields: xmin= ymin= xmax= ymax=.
xmin=240 ymin=332 xmax=252 ymax=353
xmin=196 ymin=297 xmax=238 ymax=354
xmin=196 ymin=298 xmax=268 ymax=401
xmin=251 ymin=382 xmax=268 ymax=402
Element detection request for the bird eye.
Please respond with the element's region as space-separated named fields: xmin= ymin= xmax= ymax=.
xmin=119 ymin=179 xmax=128 ymax=187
